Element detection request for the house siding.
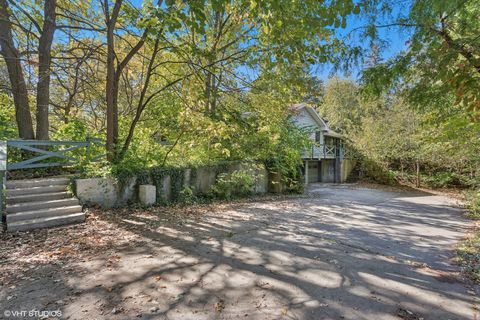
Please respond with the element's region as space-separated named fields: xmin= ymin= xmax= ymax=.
xmin=291 ymin=104 xmax=356 ymax=184
xmin=292 ymin=108 xmax=325 ymax=144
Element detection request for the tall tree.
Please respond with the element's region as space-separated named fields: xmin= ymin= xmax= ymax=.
xmin=0 ymin=0 xmax=35 ymax=139
xmin=36 ymin=0 xmax=56 ymax=140
xmin=103 ymin=0 xmax=149 ymax=161
xmin=0 ymin=0 xmax=57 ymax=140
xmin=362 ymin=0 xmax=480 ymax=121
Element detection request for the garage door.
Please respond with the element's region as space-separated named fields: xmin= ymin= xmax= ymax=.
xmin=307 ymin=161 xmax=320 ymax=183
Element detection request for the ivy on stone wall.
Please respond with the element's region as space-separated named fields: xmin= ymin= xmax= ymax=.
xmin=169 ymin=168 xmax=184 ymax=204
xmin=112 ymin=161 xmax=265 ymax=206
xmin=148 ymin=167 xmax=180 ymax=204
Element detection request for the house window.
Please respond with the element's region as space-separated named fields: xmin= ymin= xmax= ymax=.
xmin=315 ymin=131 xmax=321 ymax=143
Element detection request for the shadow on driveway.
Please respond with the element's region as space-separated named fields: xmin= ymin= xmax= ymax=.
xmin=1 ymin=184 xmax=478 ymax=319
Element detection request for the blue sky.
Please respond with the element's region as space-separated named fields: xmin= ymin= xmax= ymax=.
xmin=127 ymin=0 xmax=412 ymax=83
xmin=311 ymin=8 xmax=412 ymax=82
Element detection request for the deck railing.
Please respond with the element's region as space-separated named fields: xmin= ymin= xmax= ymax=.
xmin=302 ymin=144 xmax=354 ymax=160
xmin=303 ymin=144 xmax=337 ymax=159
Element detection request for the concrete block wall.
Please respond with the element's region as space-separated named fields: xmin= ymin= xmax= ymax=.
xmin=194 ymin=167 xmax=217 ymax=194
xmin=75 ymin=177 xmax=137 ymax=208
xmin=159 ymin=175 xmax=171 ymax=203
xmin=75 ymin=162 xmax=268 ymax=208
xmin=319 ymin=159 xmax=356 ymax=183
xmin=139 ymin=185 xmax=156 ymax=206
xmin=341 ymin=159 xmax=357 ymax=182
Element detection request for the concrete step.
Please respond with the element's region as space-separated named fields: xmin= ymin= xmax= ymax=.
xmin=6 ymin=177 xmax=70 ymax=189
xmin=6 ymin=198 xmax=80 ymax=213
xmin=6 ymin=192 xmax=70 ymax=205
xmin=6 ymin=205 xmax=83 ymax=224
xmin=7 ymin=212 xmax=85 ymax=232
xmin=7 ymin=184 xmax=67 ymax=197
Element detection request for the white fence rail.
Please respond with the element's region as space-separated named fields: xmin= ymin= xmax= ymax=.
xmin=301 ymin=144 xmax=353 ymax=160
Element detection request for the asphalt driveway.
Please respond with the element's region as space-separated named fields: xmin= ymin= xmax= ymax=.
xmin=1 ymin=184 xmax=479 ymax=319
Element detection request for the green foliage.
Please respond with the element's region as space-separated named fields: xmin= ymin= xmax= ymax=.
xmin=265 ymin=123 xmax=309 ymax=193
xmin=178 ymin=186 xmax=198 ymax=205
xmin=422 ymin=172 xmax=462 ymax=189
xmin=77 ymin=160 xmax=112 ymax=179
xmin=362 ymin=0 xmax=480 ymax=121
xmin=118 ymin=118 xmax=168 ymax=167
xmin=456 ymin=229 xmax=480 ymax=282
xmin=3 ymin=0 xmax=365 ymax=166
xmin=456 ymin=189 xmax=480 ymax=283
xmin=147 ymin=167 xmax=177 ymax=204
xmin=0 ymin=93 xmax=17 ymax=140
xmin=169 ymin=168 xmax=185 ymax=203
xmin=211 ymin=170 xmax=255 ymax=200
xmin=358 ymin=158 xmax=397 ymax=185
xmin=51 ymin=119 xmax=90 ymax=141
xmin=107 ymin=63 xmax=313 ymax=192
xmin=317 ymin=77 xmax=362 ymax=134
xmin=319 ymin=77 xmax=479 ymax=189
xmin=465 ymin=190 xmax=480 ymax=219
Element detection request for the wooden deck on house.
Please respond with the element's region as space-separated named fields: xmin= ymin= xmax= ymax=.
xmin=301 ymin=145 xmax=352 ymax=160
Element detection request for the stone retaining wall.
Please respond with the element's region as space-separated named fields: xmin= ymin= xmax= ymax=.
xmin=75 ymin=162 xmax=268 ymax=208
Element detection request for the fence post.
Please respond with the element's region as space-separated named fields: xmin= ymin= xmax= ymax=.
xmin=0 ymin=141 xmax=6 ymax=225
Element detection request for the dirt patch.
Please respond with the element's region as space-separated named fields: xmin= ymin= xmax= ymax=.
xmin=0 ymin=201 xmax=241 ymax=287
xmin=0 ymin=210 xmax=141 ymax=287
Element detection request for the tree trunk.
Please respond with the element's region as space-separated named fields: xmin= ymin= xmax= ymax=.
xmin=119 ymin=35 xmax=161 ymax=160
xmin=36 ymin=0 xmax=57 ymax=140
xmin=105 ymin=0 xmax=122 ymax=162
xmin=205 ymin=71 xmax=212 ymax=113
xmin=204 ymin=10 xmax=222 ymax=115
xmin=0 ymin=0 xmax=35 ymax=139
xmin=105 ymin=0 xmax=149 ymax=162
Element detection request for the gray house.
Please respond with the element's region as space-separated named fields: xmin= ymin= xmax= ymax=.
xmin=290 ymin=103 xmax=355 ymax=184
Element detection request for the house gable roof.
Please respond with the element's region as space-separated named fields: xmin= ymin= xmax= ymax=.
xmin=291 ymin=103 xmax=328 ymax=128
xmin=291 ymin=103 xmax=342 ymax=138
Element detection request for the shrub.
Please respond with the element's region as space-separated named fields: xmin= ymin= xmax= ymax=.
xmin=466 ymin=190 xmax=480 ymax=219
xmin=51 ymin=119 xmax=90 ymax=141
xmin=265 ymin=123 xmax=309 ymax=194
xmin=359 ymin=158 xmax=397 ymax=185
xmin=456 ymin=230 xmax=480 ymax=282
xmin=0 ymin=93 xmax=17 ymax=140
xmin=211 ymin=170 xmax=255 ymax=200
xmin=423 ymin=171 xmax=465 ymax=188
xmin=456 ymin=189 xmax=480 ymax=283
xmin=178 ymin=186 xmax=198 ymax=205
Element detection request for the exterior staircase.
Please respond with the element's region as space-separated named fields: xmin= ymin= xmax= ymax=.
xmin=4 ymin=177 xmax=85 ymax=232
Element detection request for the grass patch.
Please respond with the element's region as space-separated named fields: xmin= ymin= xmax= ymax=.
xmin=456 ymin=189 xmax=480 ymax=283
xmin=457 ymin=229 xmax=480 ymax=282
xmin=465 ymin=190 xmax=480 ymax=219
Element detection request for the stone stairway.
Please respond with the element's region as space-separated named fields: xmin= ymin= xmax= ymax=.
xmin=4 ymin=177 xmax=85 ymax=232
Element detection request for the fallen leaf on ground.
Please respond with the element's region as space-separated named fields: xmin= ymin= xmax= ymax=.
xmin=397 ymin=307 xmax=423 ymax=320
xmin=214 ymin=299 xmax=225 ymax=313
